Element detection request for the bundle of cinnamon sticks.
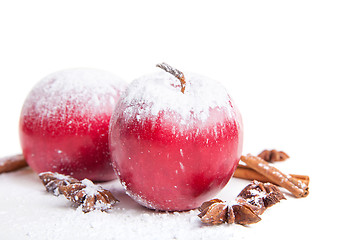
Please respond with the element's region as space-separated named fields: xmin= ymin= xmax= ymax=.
xmin=234 ymin=150 xmax=309 ymax=198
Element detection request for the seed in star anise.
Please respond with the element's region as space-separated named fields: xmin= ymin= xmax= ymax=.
xmin=198 ymin=198 xmax=261 ymax=225
xmin=258 ymin=149 xmax=289 ymax=162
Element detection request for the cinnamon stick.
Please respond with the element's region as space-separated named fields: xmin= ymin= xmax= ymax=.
xmin=233 ymin=165 xmax=310 ymax=186
xmin=240 ymin=154 xmax=309 ymax=198
xmin=0 ymin=154 xmax=28 ymax=173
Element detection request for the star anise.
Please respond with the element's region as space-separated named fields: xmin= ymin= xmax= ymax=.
xmin=39 ymin=172 xmax=118 ymax=213
xmin=198 ymin=198 xmax=261 ymax=225
xmin=237 ymin=180 xmax=286 ymax=214
xmin=59 ymin=179 xmax=118 ymax=213
xmin=39 ymin=171 xmax=79 ymax=196
xmin=258 ymin=149 xmax=289 ymax=162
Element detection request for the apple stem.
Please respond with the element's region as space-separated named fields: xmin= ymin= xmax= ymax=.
xmin=156 ymin=62 xmax=186 ymax=93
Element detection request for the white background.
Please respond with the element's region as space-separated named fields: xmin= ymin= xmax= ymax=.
xmin=0 ymin=1 xmax=359 ymax=239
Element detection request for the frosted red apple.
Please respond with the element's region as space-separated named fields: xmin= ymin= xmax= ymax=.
xmin=109 ymin=63 xmax=243 ymax=211
xmin=19 ymin=68 xmax=126 ymax=181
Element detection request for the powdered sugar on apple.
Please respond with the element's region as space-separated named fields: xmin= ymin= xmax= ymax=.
xmin=21 ymin=68 xmax=126 ymax=120
xmin=118 ymin=71 xmax=235 ymax=126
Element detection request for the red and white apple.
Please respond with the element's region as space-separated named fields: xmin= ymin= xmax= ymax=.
xmin=109 ymin=63 xmax=243 ymax=211
xmin=19 ymin=68 xmax=127 ymax=181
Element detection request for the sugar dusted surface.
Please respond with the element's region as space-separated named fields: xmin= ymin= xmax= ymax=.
xmin=0 ymin=168 xmax=243 ymax=240
xmin=0 ymin=162 xmax=319 ymax=240
xmin=117 ymin=71 xmax=235 ymax=126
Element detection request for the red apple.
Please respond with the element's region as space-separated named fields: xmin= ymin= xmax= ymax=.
xmin=109 ymin=63 xmax=243 ymax=211
xmin=19 ymin=68 xmax=127 ymax=181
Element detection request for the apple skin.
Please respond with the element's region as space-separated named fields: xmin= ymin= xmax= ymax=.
xmin=109 ymin=71 xmax=243 ymax=211
xmin=19 ymin=68 xmax=126 ymax=181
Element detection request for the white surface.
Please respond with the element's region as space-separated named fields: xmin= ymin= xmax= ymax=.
xmin=0 ymin=1 xmax=359 ymax=239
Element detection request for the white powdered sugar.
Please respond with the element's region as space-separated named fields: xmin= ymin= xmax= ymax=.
xmin=0 ymin=171 xmax=243 ymax=240
xmin=81 ymin=179 xmax=103 ymax=196
xmin=22 ymin=68 xmax=126 ymax=119
xmin=118 ymin=71 xmax=235 ymax=126
xmin=247 ymin=188 xmax=267 ymax=206
xmin=1 ymin=167 xmax=316 ymax=240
